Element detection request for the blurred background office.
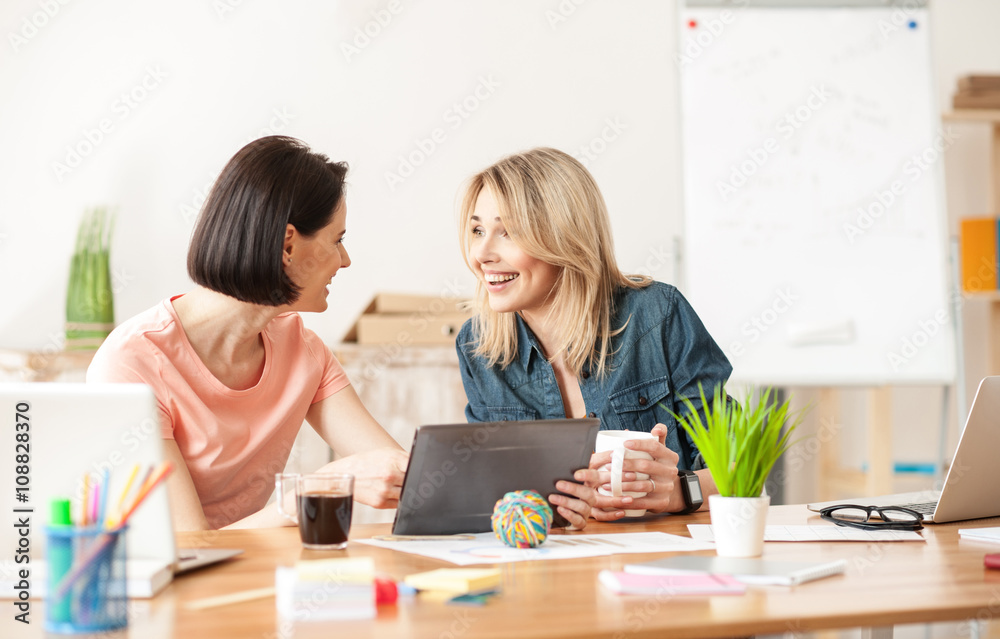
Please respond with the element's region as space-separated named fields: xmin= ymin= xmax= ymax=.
xmin=1 ymin=0 xmax=998 ymax=506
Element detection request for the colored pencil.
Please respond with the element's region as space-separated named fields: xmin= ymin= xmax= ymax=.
xmin=54 ymin=462 xmax=174 ymax=599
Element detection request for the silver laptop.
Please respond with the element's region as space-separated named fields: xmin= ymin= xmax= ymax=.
xmin=808 ymin=376 xmax=1000 ymax=524
xmin=0 ymin=383 xmax=240 ymax=598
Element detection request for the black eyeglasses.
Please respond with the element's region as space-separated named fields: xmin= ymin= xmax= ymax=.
xmin=819 ymin=504 xmax=924 ymax=531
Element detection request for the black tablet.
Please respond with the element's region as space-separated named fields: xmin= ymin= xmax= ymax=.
xmin=392 ymin=418 xmax=600 ymax=535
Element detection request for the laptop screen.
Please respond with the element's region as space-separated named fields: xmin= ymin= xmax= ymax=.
xmin=0 ymin=383 xmax=176 ymax=574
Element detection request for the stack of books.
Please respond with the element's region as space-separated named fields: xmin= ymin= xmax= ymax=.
xmin=953 ymin=75 xmax=1000 ymax=110
xmin=275 ymin=557 xmax=376 ymax=621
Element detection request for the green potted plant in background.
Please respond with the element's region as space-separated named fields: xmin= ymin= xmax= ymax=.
xmin=671 ymin=384 xmax=808 ymax=557
xmin=65 ymin=207 xmax=116 ymax=350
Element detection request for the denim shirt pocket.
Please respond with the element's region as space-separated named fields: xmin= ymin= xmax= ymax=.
xmin=484 ymin=406 xmax=540 ymax=422
xmin=607 ymin=377 xmax=680 ymax=449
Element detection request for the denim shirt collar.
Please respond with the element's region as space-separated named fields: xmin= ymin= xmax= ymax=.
xmin=515 ymin=313 xmax=547 ymax=371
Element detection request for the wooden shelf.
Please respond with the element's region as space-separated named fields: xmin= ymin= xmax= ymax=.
xmin=943 ymin=109 xmax=1000 ymax=123
xmin=962 ymin=290 xmax=1000 ymax=301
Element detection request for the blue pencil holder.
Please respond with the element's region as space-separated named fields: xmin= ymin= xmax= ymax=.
xmin=45 ymin=525 xmax=128 ymax=634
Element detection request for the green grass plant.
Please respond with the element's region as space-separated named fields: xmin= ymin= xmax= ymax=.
xmin=664 ymin=384 xmax=808 ymax=498
xmin=65 ymin=207 xmax=115 ymax=349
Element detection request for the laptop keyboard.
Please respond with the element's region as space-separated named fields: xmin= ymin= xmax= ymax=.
xmin=898 ymin=501 xmax=937 ymax=515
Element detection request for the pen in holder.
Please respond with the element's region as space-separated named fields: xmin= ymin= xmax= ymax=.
xmin=45 ymin=525 xmax=128 ymax=634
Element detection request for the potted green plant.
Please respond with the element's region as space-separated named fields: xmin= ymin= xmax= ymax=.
xmin=671 ymin=384 xmax=807 ymax=557
xmin=65 ymin=207 xmax=115 ymax=350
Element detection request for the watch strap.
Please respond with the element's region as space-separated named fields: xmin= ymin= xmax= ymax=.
xmin=675 ymin=469 xmax=703 ymax=515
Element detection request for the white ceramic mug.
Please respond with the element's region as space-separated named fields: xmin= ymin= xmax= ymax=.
xmin=595 ymin=430 xmax=657 ymax=517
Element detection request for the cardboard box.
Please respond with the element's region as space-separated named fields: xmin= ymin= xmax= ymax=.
xmin=342 ymin=293 xmax=473 ymax=345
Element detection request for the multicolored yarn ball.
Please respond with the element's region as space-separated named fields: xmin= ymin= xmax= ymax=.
xmin=491 ymin=490 xmax=553 ymax=548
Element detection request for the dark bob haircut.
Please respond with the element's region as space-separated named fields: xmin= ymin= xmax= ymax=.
xmin=187 ymin=136 xmax=349 ymax=306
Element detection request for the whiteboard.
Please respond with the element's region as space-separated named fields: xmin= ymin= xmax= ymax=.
xmin=679 ymin=2 xmax=956 ymax=386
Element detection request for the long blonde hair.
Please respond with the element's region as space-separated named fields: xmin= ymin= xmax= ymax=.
xmin=458 ymin=147 xmax=650 ymax=377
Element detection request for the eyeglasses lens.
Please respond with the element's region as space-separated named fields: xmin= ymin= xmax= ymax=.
xmin=831 ymin=507 xmax=870 ymax=523
xmin=878 ymin=508 xmax=920 ymax=523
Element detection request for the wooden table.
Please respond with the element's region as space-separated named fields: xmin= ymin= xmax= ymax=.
xmin=8 ymin=505 xmax=1000 ymax=638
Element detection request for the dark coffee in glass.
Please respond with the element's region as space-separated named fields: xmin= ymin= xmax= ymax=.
xmin=275 ymin=473 xmax=354 ymax=550
xmin=297 ymin=493 xmax=352 ymax=549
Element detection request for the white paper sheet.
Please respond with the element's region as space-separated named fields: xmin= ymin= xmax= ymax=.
xmin=355 ymin=532 xmax=716 ymax=565
xmin=687 ymin=525 xmax=925 ymax=543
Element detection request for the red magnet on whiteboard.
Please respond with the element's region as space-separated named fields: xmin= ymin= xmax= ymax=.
xmin=688 ymin=19 xmax=698 ymax=28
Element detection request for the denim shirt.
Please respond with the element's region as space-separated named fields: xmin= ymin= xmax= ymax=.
xmin=455 ymin=281 xmax=733 ymax=471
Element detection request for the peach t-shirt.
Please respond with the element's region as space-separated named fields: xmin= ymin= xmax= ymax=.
xmin=87 ymin=298 xmax=349 ymax=528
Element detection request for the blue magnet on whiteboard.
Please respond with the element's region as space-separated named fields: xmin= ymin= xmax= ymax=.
xmin=908 ymin=20 xmax=917 ymax=29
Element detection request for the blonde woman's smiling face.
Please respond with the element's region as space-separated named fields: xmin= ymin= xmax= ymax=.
xmin=468 ymin=187 xmax=560 ymax=318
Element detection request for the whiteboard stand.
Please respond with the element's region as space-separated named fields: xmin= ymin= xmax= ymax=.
xmin=815 ymin=384 xmax=952 ymax=500
xmin=815 ymin=386 xmax=892 ymax=499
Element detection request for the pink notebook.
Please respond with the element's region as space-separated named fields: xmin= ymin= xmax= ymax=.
xmin=598 ymin=570 xmax=746 ymax=596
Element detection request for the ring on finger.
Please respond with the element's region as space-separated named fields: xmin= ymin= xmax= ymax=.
xmin=650 ymin=478 xmax=656 ymax=492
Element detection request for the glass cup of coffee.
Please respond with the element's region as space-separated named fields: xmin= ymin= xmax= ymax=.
xmin=275 ymin=473 xmax=354 ymax=550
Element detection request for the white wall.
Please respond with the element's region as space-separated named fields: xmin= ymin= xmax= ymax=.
xmin=1 ymin=0 xmax=999 ymax=486
xmin=0 ymin=0 xmax=681 ymax=351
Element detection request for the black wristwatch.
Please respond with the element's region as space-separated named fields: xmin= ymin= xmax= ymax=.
xmin=675 ymin=470 xmax=704 ymax=515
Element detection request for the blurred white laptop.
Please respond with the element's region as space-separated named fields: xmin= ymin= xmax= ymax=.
xmin=0 ymin=383 xmax=240 ymax=598
xmin=808 ymin=376 xmax=1000 ymax=524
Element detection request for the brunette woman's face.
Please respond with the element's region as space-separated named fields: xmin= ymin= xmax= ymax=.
xmin=285 ymin=199 xmax=350 ymax=313
xmin=468 ymin=187 xmax=560 ymax=318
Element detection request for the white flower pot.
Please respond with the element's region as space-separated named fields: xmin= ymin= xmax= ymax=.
xmin=709 ymin=494 xmax=770 ymax=558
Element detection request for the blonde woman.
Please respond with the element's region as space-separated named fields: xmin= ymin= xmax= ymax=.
xmin=456 ymin=148 xmax=731 ymax=522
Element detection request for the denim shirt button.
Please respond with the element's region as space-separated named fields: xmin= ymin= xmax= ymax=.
xmin=582 ymin=371 xmax=590 ymax=379
xmin=588 ymin=412 xmax=596 ymax=418
xmin=638 ymin=396 xmax=648 ymax=406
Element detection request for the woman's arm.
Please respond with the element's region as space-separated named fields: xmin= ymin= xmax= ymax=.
xmin=305 ymin=384 xmax=409 ymax=509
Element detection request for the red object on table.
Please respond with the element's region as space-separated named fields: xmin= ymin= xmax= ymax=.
xmin=375 ymin=577 xmax=398 ymax=605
